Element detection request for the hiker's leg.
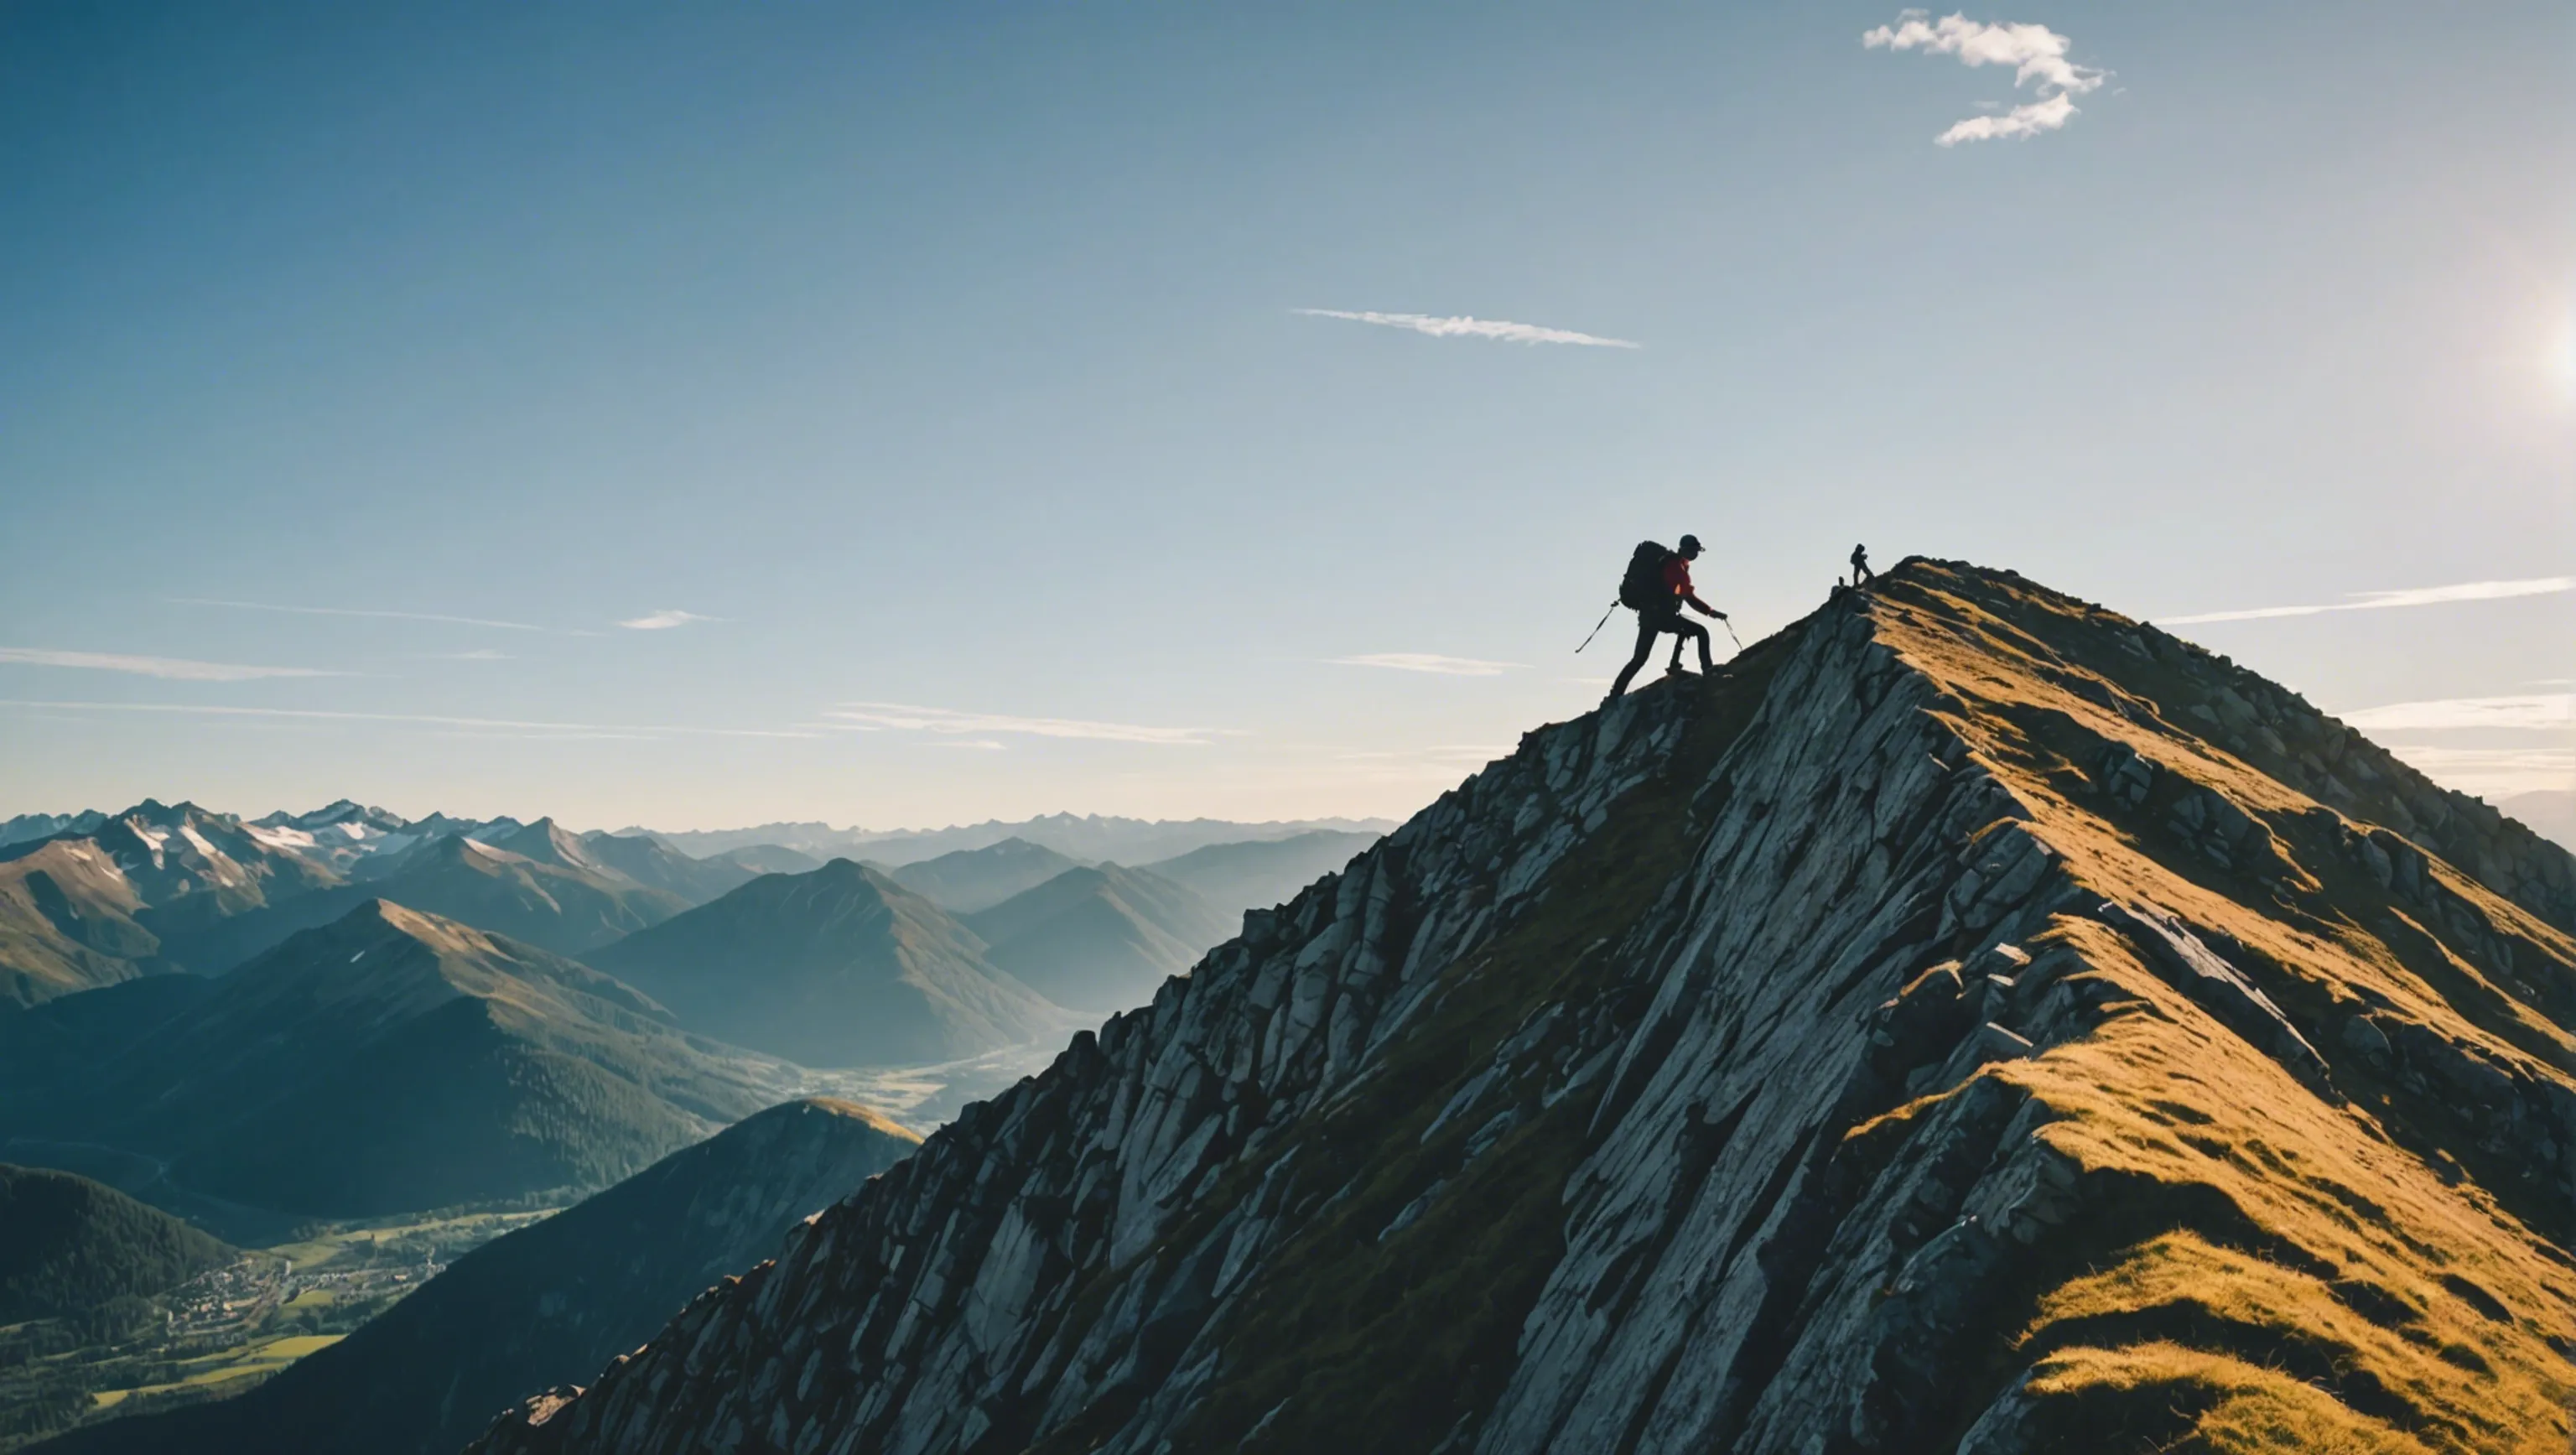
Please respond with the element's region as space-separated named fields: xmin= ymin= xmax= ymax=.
xmin=1679 ymin=618 xmax=1712 ymax=672
xmin=1608 ymin=616 xmax=1657 ymax=697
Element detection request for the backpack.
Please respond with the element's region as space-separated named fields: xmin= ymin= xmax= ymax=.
xmin=1618 ymin=541 xmax=1673 ymax=611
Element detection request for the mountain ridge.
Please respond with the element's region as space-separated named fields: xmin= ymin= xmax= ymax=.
xmin=468 ymin=559 xmax=2576 ymax=1455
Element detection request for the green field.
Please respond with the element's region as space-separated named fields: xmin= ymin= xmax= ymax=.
xmin=0 ymin=1201 xmax=561 ymax=1452
xmin=90 ymin=1334 xmax=345 ymax=1408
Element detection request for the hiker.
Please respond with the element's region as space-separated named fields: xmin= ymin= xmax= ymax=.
xmin=1608 ymin=535 xmax=1727 ymax=699
xmin=1850 ymin=543 xmax=1875 ymax=586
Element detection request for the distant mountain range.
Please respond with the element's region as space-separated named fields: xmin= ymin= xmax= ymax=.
xmin=588 ymin=860 xmax=1076 ymax=1066
xmin=0 ymin=800 xmax=1390 ymax=1225
xmin=964 ymin=862 xmax=1234 ymax=1011
xmin=612 ymin=811 xmax=1397 ymax=867
xmin=6 ymin=902 xmax=799 ymax=1217
xmin=34 ymin=1098 xmax=920 ymax=1455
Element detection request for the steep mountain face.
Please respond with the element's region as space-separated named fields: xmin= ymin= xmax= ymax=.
xmin=587 ymin=860 xmax=1071 ymax=1067
xmin=18 ymin=902 xmax=788 ymax=1216
xmin=964 ymin=865 xmax=1235 ymax=1013
xmin=471 ymin=562 xmax=2576 ymax=1455
xmin=886 ymin=839 xmax=1087 ymax=914
xmin=39 ymin=1099 xmax=920 ymax=1455
xmin=1141 ymin=828 xmax=1384 ymax=919
xmin=175 ymin=830 xmax=692 ymax=974
xmin=0 ymin=1165 xmax=234 ymax=1323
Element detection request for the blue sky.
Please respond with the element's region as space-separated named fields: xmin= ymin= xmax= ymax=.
xmin=3 ymin=1 xmax=2570 ymax=829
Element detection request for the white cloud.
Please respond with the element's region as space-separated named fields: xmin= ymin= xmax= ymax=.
xmin=1295 ymin=310 xmax=1639 ymax=349
xmin=0 ymin=647 xmax=337 ymax=682
xmin=618 ymin=610 xmax=716 ymax=631
xmin=2337 ymin=694 xmax=2573 ymax=731
xmin=172 ymin=598 xmax=581 ymax=633
xmin=1863 ymin=11 xmax=2104 ymax=145
xmin=1935 ymin=93 xmax=2077 ymax=146
xmin=2163 ymin=576 xmax=2574 ymax=626
xmin=1328 ymin=652 xmax=1527 ymax=677
xmin=828 ymin=702 xmax=1213 ymax=746
xmin=0 ymin=699 xmax=818 ymax=738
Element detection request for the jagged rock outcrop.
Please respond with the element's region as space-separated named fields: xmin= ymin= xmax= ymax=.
xmin=470 ymin=561 xmax=2576 ymax=1455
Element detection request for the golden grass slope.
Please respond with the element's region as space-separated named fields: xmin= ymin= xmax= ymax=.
xmin=1863 ymin=564 xmax=2574 ymax=1452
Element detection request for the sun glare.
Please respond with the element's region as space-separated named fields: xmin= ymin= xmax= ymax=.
xmin=2551 ymin=298 xmax=2576 ymax=406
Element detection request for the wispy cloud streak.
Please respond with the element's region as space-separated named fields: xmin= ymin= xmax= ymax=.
xmin=618 ymin=610 xmax=718 ymax=631
xmin=1328 ymin=653 xmax=1526 ymax=677
xmin=2338 ymin=694 xmax=2573 ymax=732
xmin=1295 ymin=309 xmax=1639 ymax=349
xmin=2163 ymin=576 xmax=2573 ymax=626
xmin=171 ymin=598 xmax=582 ymax=634
xmin=828 ymin=702 xmax=1212 ymax=745
xmin=1863 ymin=11 xmax=2105 ymax=146
xmin=0 ymin=699 xmax=817 ymax=738
xmin=0 ymin=648 xmax=337 ymax=682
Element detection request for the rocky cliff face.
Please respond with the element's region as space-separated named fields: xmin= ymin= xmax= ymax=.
xmin=470 ymin=561 xmax=2576 ymax=1455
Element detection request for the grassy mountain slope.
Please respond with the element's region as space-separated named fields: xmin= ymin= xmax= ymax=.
xmin=1140 ymin=829 xmax=1383 ymax=919
xmin=963 ymin=865 xmax=1235 ymax=1011
xmin=465 ymin=560 xmax=2576 ymax=1455
xmin=0 ymin=1166 xmax=234 ymax=1323
xmin=886 ymin=839 xmax=1086 ymax=913
xmin=588 ymin=860 xmax=1070 ymax=1067
xmin=34 ymin=1099 xmax=919 ymax=1455
xmin=30 ymin=902 xmax=785 ymax=1216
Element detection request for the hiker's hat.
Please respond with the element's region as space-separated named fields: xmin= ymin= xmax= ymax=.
xmin=1677 ymin=534 xmax=1703 ymax=556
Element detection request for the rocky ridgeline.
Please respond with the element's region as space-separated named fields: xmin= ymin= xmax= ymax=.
xmin=471 ymin=561 xmax=2576 ymax=1455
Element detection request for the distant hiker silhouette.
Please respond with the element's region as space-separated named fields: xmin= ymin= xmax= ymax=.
xmin=1606 ymin=534 xmax=1728 ymax=699
xmin=1851 ymin=543 xmax=1875 ymax=586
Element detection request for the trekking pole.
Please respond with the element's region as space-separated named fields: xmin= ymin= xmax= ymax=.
xmin=1574 ymin=600 xmax=1618 ymax=653
xmin=1720 ymin=617 xmax=1742 ymax=652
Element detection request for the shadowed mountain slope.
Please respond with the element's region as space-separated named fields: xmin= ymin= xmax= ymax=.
xmin=34 ymin=1099 xmax=919 ymax=1455
xmin=0 ymin=1165 xmax=234 ymax=1323
xmin=964 ymin=865 xmax=1236 ymax=1012
xmin=470 ymin=560 xmax=2575 ymax=1455
xmin=12 ymin=902 xmax=787 ymax=1216
xmin=1140 ymin=828 xmax=1384 ymax=920
xmin=586 ymin=860 xmax=1071 ymax=1067
xmin=886 ymin=839 xmax=1087 ymax=913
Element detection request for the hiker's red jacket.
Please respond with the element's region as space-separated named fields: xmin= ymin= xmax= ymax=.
xmin=1662 ymin=557 xmax=1716 ymax=616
